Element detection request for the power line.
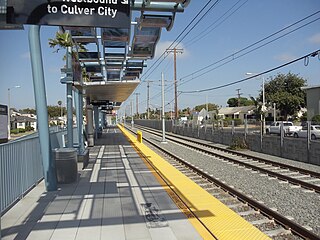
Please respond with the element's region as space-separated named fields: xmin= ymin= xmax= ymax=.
xmin=179 ymin=10 xmax=320 ymax=83
xmin=145 ymin=11 xmax=320 ymax=105
xmin=180 ymin=49 xmax=320 ymax=94
xmin=172 ymin=0 xmax=221 ymax=49
xmin=185 ymin=0 xmax=249 ymax=47
xmin=179 ymin=16 xmax=320 ymax=86
xmin=141 ymin=0 xmax=220 ymax=81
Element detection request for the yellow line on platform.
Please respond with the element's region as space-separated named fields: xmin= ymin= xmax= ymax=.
xmin=118 ymin=125 xmax=271 ymax=240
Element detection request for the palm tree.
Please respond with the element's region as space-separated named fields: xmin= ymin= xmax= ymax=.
xmin=57 ymin=100 xmax=62 ymax=118
xmin=49 ymin=31 xmax=89 ymax=81
xmin=49 ymin=32 xmax=87 ymax=54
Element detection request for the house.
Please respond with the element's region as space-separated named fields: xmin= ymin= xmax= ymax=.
xmin=11 ymin=115 xmax=37 ymax=130
xmin=302 ymin=85 xmax=320 ymax=120
xmin=217 ymin=106 xmax=256 ymax=121
xmin=192 ymin=108 xmax=208 ymax=125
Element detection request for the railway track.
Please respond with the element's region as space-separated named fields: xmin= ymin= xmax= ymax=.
xmin=125 ymin=125 xmax=320 ymax=240
xmin=134 ymin=125 xmax=320 ymax=194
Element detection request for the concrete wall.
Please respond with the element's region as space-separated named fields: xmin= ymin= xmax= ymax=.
xmin=133 ymin=120 xmax=320 ymax=166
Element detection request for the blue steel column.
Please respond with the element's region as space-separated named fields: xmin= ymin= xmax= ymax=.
xmin=86 ymin=104 xmax=94 ymax=146
xmin=99 ymin=111 xmax=104 ymax=128
xmin=28 ymin=25 xmax=57 ymax=191
xmin=94 ymin=105 xmax=99 ymax=139
xmin=66 ymin=46 xmax=73 ymax=148
xmin=74 ymin=89 xmax=85 ymax=153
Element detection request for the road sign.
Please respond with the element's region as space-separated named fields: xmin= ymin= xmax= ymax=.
xmin=6 ymin=0 xmax=130 ymax=28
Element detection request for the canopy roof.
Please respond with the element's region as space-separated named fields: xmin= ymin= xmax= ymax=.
xmin=1 ymin=0 xmax=192 ymax=109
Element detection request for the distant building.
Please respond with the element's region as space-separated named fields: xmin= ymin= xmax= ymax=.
xmin=10 ymin=109 xmax=37 ymax=130
xmin=192 ymin=108 xmax=208 ymax=125
xmin=302 ymin=85 xmax=320 ymax=120
xmin=217 ymin=106 xmax=256 ymax=121
xmin=11 ymin=115 xmax=37 ymax=130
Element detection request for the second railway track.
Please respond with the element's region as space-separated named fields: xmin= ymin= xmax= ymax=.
xmin=134 ymin=125 xmax=320 ymax=194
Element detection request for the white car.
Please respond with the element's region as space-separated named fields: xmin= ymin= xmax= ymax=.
xmin=293 ymin=125 xmax=320 ymax=140
xmin=266 ymin=121 xmax=302 ymax=136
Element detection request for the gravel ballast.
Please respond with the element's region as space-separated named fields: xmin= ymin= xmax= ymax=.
xmin=139 ymin=129 xmax=320 ymax=237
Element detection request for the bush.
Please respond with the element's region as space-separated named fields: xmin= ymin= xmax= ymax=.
xmin=299 ymin=112 xmax=307 ymax=122
xmin=10 ymin=129 xmax=19 ymax=134
xmin=10 ymin=128 xmax=26 ymax=134
xmin=25 ymin=126 xmax=34 ymax=131
xmin=311 ymin=115 xmax=320 ymax=124
xmin=233 ymin=118 xmax=242 ymax=126
xmin=228 ymin=137 xmax=248 ymax=150
xmin=223 ymin=118 xmax=242 ymax=126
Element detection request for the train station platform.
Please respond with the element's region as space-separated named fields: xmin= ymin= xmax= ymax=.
xmin=1 ymin=126 xmax=269 ymax=240
xmin=1 ymin=127 xmax=202 ymax=240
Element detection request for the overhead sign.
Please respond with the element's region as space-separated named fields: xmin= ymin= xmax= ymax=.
xmin=101 ymin=105 xmax=113 ymax=111
xmin=91 ymin=100 xmax=109 ymax=106
xmin=6 ymin=0 xmax=130 ymax=28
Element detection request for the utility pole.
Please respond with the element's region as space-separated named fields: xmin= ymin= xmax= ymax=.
xmin=206 ymin=94 xmax=208 ymax=112
xmin=161 ymin=72 xmax=167 ymax=143
xmin=146 ymin=81 xmax=154 ymax=120
xmin=131 ymin=99 xmax=134 ymax=128
xmin=236 ymin=88 xmax=242 ymax=107
xmin=135 ymin=92 xmax=140 ymax=118
xmin=166 ymin=47 xmax=183 ymax=120
xmin=147 ymin=81 xmax=150 ymax=119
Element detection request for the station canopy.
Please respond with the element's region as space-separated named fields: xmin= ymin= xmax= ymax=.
xmin=64 ymin=0 xmax=191 ymax=109
xmin=1 ymin=0 xmax=191 ymax=109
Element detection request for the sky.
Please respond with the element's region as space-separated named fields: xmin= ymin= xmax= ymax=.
xmin=0 ymin=0 xmax=320 ymax=114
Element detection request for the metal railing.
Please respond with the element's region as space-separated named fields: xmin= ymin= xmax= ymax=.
xmin=0 ymin=137 xmax=42 ymax=213
xmin=0 ymin=128 xmax=69 ymax=213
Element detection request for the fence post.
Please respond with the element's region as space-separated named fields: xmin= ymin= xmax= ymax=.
xmin=197 ymin=124 xmax=200 ymax=138
xmin=307 ymin=121 xmax=311 ymax=163
xmin=183 ymin=121 xmax=185 ymax=135
xmin=280 ymin=121 xmax=284 ymax=156
xmin=231 ymin=120 xmax=235 ymax=136
xmin=260 ymin=121 xmax=263 ymax=152
xmin=205 ymin=121 xmax=207 ymax=135
xmin=244 ymin=118 xmax=248 ymax=140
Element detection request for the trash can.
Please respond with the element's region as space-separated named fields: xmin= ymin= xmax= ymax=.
xmin=54 ymin=148 xmax=78 ymax=183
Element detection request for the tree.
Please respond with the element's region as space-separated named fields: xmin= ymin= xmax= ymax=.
xmin=262 ymin=73 xmax=306 ymax=120
xmin=227 ymin=97 xmax=254 ymax=107
xmin=20 ymin=108 xmax=36 ymax=114
xmin=57 ymin=101 xmax=63 ymax=117
xmin=49 ymin=31 xmax=89 ymax=81
xmin=48 ymin=32 xmax=87 ymax=56
xmin=312 ymin=115 xmax=320 ymax=124
xmin=47 ymin=105 xmax=67 ymax=118
xmin=194 ymin=103 xmax=219 ymax=112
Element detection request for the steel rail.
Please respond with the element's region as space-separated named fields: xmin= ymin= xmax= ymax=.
xmin=167 ymin=130 xmax=320 ymax=178
xmin=136 ymin=125 xmax=320 ymax=192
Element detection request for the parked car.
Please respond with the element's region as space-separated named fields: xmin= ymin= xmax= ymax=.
xmin=293 ymin=125 xmax=320 ymax=140
xmin=266 ymin=121 xmax=302 ymax=136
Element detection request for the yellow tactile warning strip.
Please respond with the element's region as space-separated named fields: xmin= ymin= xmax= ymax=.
xmin=118 ymin=125 xmax=271 ymax=240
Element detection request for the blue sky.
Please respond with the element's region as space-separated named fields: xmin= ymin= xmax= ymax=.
xmin=1 ymin=0 xmax=320 ymax=113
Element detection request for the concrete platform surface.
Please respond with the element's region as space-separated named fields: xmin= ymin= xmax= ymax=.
xmin=1 ymin=128 xmax=202 ymax=240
